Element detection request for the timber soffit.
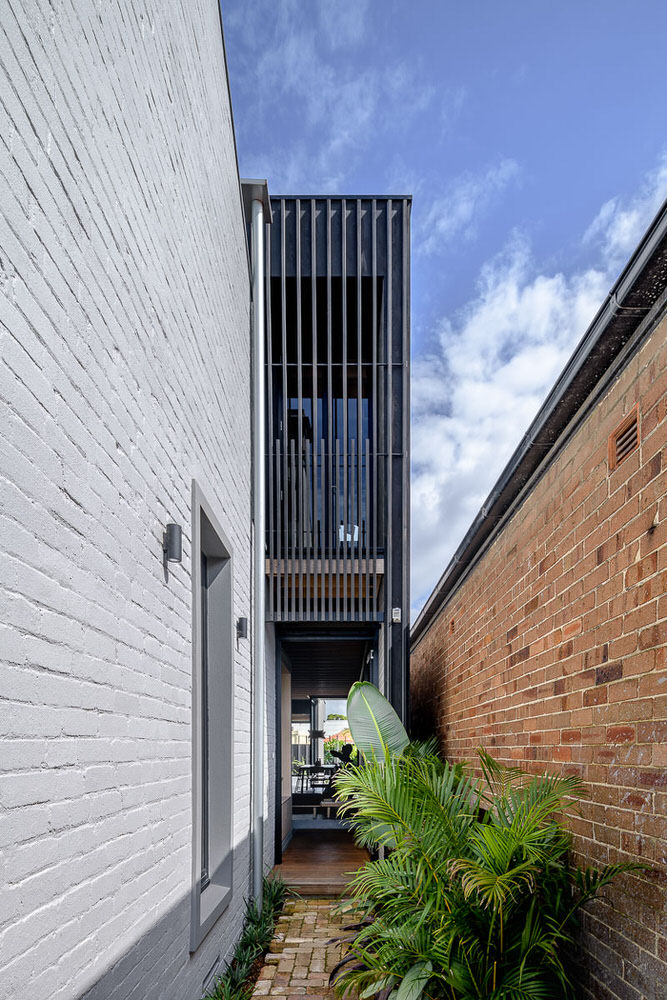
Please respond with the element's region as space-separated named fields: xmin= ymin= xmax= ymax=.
xmin=411 ymin=197 xmax=667 ymax=647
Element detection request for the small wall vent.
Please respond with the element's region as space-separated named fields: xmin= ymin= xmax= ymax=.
xmin=608 ymin=406 xmax=639 ymax=471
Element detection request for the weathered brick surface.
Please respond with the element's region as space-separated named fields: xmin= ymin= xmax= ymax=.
xmin=0 ymin=2 xmax=273 ymax=998
xmin=411 ymin=319 xmax=667 ymax=999
xmin=254 ymin=898 xmax=353 ymax=1000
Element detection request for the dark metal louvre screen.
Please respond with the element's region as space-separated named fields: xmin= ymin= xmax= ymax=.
xmin=265 ymin=197 xmax=410 ymax=623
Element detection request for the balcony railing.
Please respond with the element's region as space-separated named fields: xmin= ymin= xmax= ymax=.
xmin=267 ymin=437 xmax=383 ymax=621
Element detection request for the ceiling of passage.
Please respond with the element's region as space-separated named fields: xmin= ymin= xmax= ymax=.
xmin=281 ymin=630 xmax=375 ymax=698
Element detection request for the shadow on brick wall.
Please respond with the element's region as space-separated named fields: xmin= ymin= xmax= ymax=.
xmin=71 ymin=829 xmax=272 ymax=1000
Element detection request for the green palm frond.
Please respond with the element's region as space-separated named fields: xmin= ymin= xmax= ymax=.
xmin=359 ymin=975 xmax=396 ymax=999
xmin=450 ymin=856 xmax=538 ymax=909
xmin=330 ymin=701 xmax=631 ymax=1000
xmin=443 ymin=958 xmax=481 ymax=998
xmin=405 ymin=737 xmax=442 ymax=760
xmin=572 ymin=861 xmax=646 ymax=903
xmin=353 ymin=911 xmax=437 ymax=963
xmin=515 ymin=898 xmax=570 ymax=985
xmin=337 ymin=752 xmax=480 ymax=867
xmin=347 ymin=856 xmax=433 ymax=918
xmin=560 ymin=860 xmax=650 ymax=932
xmin=505 ymin=771 xmax=585 ymax=825
xmin=488 ymin=962 xmax=568 ymax=999
xmin=478 ymin=748 xmax=528 ymax=801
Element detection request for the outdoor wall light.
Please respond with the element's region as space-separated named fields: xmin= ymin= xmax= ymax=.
xmin=163 ymin=523 xmax=182 ymax=564
xmin=237 ymin=617 xmax=248 ymax=640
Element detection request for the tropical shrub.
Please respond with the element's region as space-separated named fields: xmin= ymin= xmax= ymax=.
xmin=333 ymin=683 xmax=641 ymax=1000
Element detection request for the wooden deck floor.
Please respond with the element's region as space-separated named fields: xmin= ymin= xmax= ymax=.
xmin=274 ymin=830 xmax=368 ymax=895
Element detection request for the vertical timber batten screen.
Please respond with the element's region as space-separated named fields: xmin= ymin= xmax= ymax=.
xmin=265 ymin=197 xmax=410 ymax=628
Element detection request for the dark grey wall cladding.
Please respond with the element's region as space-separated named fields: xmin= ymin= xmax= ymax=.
xmin=265 ymin=196 xmax=410 ymax=716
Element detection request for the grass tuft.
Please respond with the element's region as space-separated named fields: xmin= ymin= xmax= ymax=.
xmin=205 ymin=875 xmax=289 ymax=1000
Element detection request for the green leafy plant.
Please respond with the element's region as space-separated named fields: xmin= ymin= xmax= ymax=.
xmin=333 ymin=685 xmax=643 ymax=1000
xmin=206 ymin=875 xmax=288 ymax=1000
xmin=346 ymin=681 xmax=409 ymax=762
xmin=325 ymin=734 xmax=357 ymax=764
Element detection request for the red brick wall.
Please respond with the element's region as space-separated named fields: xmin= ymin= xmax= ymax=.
xmin=411 ymin=319 xmax=666 ymax=1000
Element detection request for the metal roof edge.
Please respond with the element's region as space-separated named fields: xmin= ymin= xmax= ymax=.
xmin=241 ymin=179 xmax=273 ymax=224
xmin=411 ymin=197 xmax=667 ymax=648
xmin=269 ymin=194 xmax=413 ymax=202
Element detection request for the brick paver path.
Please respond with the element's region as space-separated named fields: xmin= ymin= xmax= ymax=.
xmin=253 ymin=898 xmax=356 ymax=1000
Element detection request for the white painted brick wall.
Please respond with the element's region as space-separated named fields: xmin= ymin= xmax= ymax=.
xmin=0 ymin=2 xmax=273 ymax=997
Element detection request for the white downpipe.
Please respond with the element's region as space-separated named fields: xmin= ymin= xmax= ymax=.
xmin=251 ymin=198 xmax=266 ymax=908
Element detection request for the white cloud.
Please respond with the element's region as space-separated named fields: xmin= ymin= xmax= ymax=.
xmin=319 ymin=0 xmax=371 ymax=49
xmin=417 ymin=158 xmax=520 ymax=255
xmin=226 ymin=0 xmax=434 ymax=192
xmin=584 ymin=153 xmax=667 ymax=265
xmin=411 ymin=156 xmax=667 ymax=620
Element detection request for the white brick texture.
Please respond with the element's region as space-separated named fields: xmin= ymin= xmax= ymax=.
xmin=0 ymin=2 xmax=272 ymax=997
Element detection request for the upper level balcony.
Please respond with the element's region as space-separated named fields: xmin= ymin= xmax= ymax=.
xmin=263 ymin=196 xmax=410 ymax=624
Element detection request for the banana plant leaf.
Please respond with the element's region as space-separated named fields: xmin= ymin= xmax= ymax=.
xmin=346 ymin=682 xmax=409 ymax=762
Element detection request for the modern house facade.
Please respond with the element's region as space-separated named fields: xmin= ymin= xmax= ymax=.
xmin=411 ymin=204 xmax=667 ymax=1000
xmin=0 ymin=3 xmax=410 ymax=997
xmin=263 ymin=196 xmax=410 ymax=855
xmin=4 ymin=2 xmax=664 ymax=1000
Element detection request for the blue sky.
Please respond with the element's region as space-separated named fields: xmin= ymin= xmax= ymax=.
xmin=223 ymin=0 xmax=667 ymax=618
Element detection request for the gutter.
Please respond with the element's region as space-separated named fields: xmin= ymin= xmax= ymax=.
xmin=411 ymin=197 xmax=667 ymax=647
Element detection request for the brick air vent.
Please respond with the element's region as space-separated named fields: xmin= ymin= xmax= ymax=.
xmin=608 ymin=406 xmax=639 ymax=471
